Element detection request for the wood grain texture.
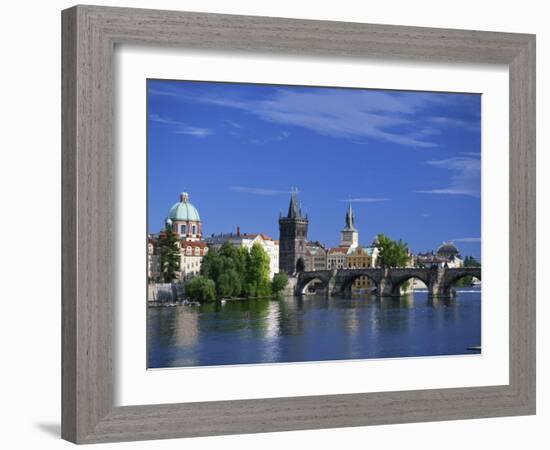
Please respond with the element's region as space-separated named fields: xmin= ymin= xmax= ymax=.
xmin=61 ymin=4 xmax=536 ymax=444
xmin=61 ymin=7 xmax=77 ymax=443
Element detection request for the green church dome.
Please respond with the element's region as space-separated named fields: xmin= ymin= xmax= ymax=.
xmin=168 ymin=192 xmax=201 ymax=222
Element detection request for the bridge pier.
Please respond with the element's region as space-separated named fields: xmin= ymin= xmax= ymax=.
xmin=429 ymin=285 xmax=456 ymax=298
xmin=378 ymin=276 xmax=395 ymax=297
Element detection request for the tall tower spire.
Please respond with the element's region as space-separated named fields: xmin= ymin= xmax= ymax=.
xmin=340 ymin=201 xmax=359 ymax=249
xmin=287 ymin=188 xmax=302 ymax=219
xmin=345 ymin=201 xmax=355 ymax=229
xmin=279 ymin=189 xmax=309 ymax=274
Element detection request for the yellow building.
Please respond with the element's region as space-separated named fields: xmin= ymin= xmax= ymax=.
xmin=347 ymin=246 xmax=378 ymax=292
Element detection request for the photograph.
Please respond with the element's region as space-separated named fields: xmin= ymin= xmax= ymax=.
xmin=147 ymin=79 xmax=482 ymax=369
xmin=146 ymin=79 xmax=482 ymax=368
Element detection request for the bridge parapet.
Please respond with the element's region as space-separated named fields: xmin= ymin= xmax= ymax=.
xmin=296 ymin=266 xmax=481 ymax=297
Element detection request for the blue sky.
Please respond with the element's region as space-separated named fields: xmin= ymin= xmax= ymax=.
xmin=147 ymin=79 xmax=481 ymax=259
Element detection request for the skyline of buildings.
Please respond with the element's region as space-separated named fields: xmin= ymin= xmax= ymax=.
xmin=148 ymin=190 xmax=467 ymax=285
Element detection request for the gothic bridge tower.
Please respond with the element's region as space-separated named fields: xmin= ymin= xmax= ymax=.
xmin=279 ymin=190 xmax=309 ymax=274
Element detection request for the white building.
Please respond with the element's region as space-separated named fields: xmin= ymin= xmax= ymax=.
xmin=327 ymin=247 xmax=349 ymax=269
xmin=206 ymin=228 xmax=280 ymax=279
xmin=178 ymin=240 xmax=209 ymax=280
xmin=340 ymin=202 xmax=359 ymax=250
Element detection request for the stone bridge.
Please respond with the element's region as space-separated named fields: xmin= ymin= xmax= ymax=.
xmin=296 ymin=267 xmax=481 ymax=298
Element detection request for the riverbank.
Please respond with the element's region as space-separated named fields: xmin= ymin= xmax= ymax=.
xmin=148 ymin=295 xmax=280 ymax=308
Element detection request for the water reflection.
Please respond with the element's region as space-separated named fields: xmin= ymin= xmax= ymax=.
xmin=147 ymin=288 xmax=481 ymax=368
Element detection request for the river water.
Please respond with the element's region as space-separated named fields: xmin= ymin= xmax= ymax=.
xmin=147 ymin=288 xmax=481 ymax=368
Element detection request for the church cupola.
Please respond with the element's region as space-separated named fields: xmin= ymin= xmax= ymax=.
xmin=166 ymin=192 xmax=202 ymax=241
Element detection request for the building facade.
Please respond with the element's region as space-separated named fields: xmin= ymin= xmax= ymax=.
xmin=147 ymin=235 xmax=158 ymax=281
xmin=304 ymin=241 xmax=328 ymax=272
xmin=347 ymin=245 xmax=379 ymax=291
xmin=327 ymin=247 xmax=348 ymax=269
xmin=279 ymin=191 xmax=309 ymax=274
xmin=178 ymin=240 xmax=209 ymax=280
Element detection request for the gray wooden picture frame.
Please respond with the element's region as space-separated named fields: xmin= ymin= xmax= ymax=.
xmin=61 ymin=4 xmax=536 ymax=444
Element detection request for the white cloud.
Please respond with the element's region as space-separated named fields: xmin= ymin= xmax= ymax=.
xmin=453 ymin=237 xmax=481 ymax=243
xmin=247 ymin=131 xmax=290 ymax=145
xmin=229 ymin=186 xmax=291 ymax=196
xmin=428 ymin=116 xmax=480 ymax=132
xmin=208 ymin=89 xmax=437 ymax=147
xmin=223 ymin=119 xmax=242 ymax=129
xmin=417 ymin=156 xmax=481 ymax=197
xmin=345 ymin=198 xmax=390 ymax=203
xmin=151 ymin=86 xmax=480 ymax=148
xmin=149 ymin=114 xmax=212 ymax=137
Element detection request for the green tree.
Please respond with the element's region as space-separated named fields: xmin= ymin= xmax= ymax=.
xmin=272 ymin=272 xmax=288 ymax=295
xmin=247 ymin=243 xmax=272 ymax=298
xmin=157 ymin=226 xmax=180 ymax=282
xmin=234 ymin=247 xmax=249 ymax=287
xmin=464 ymin=256 xmax=481 ymax=267
xmin=185 ymin=275 xmax=216 ymax=302
xmin=376 ymin=234 xmax=410 ymax=268
xmin=197 ymin=242 xmax=273 ymax=300
xmin=217 ymin=269 xmax=242 ymax=298
xmin=456 ymin=255 xmax=481 ymax=286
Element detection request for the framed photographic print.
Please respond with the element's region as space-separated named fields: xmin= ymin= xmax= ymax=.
xmin=62 ymin=5 xmax=536 ymax=444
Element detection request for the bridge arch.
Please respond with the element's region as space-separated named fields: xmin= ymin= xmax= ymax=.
xmin=389 ymin=274 xmax=430 ymax=297
xmin=439 ymin=269 xmax=481 ymax=297
xmin=338 ymin=272 xmax=380 ymax=296
xmin=295 ymin=271 xmax=332 ymax=295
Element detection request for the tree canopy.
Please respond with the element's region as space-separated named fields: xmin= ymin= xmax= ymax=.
xmin=376 ymin=234 xmax=410 ymax=268
xmin=186 ymin=242 xmax=285 ymax=302
xmin=185 ymin=275 xmax=216 ymax=302
xmin=272 ymin=272 xmax=289 ymax=296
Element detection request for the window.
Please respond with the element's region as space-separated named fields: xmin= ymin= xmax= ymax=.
xmin=181 ymin=224 xmax=186 ymax=234
xmin=192 ymin=224 xmax=197 ymax=235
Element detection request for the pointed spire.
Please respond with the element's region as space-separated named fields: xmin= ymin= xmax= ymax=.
xmin=287 ymin=187 xmax=302 ymax=219
xmin=345 ymin=201 xmax=356 ymax=229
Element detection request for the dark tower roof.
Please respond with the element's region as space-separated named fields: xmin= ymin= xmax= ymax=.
xmin=343 ymin=201 xmax=356 ymax=230
xmin=287 ymin=189 xmax=304 ymax=219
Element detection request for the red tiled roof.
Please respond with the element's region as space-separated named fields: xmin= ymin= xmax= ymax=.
xmin=181 ymin=239 xmax=207 ymax=248
xmin=328 ymin=246 xmax=349 ymax=254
